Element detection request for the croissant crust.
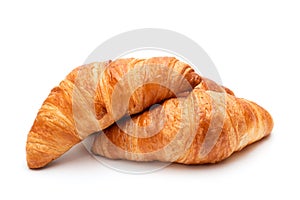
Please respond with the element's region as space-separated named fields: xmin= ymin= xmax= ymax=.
xmin=26 ymin=57 xmax=202 ymax=168
xmin=92 ymin=85 xmax=273 ymax=164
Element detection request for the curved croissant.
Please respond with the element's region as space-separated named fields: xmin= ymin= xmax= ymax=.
xmin=26 ymin=57 xmax=202 ymax=169
xmin=92 ymin=84 xmax=273 ymax=164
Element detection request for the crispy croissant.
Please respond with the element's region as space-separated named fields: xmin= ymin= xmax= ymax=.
xmin=26 ymin=57 xmax=202 ymax=169
xmin=92 ymin=84 xmax=273 ymax=164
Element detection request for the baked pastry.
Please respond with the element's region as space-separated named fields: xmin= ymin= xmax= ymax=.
xmin=26 ymin=57 xmax=201 ymax=169
xmin=92 ymin=84 xmax=273 ymax=164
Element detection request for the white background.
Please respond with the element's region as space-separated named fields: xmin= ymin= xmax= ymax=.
xmin=1 ymin=0 xmax=299 ymax=199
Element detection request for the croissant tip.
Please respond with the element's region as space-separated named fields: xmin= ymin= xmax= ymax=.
xmin=26 ymin=147 xmax=53 ymax=169
xmin=26 ymin=134 xmax=81 ymax=169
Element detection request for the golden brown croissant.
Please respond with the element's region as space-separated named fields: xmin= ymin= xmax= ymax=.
xmin=92 ymin=84 xmax=273 ymax=164
xmin=26 ymin=57 xmax=202 ymax=169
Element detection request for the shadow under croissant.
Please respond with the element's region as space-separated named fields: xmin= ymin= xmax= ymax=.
xmin=37 ymin=133 xmax=272 ymax=171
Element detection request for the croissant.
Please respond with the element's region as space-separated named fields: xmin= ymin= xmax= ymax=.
xmin=92 ymin=84 xmax=273 ymax=164
xmin=26 ymin=57 xmax=202 ymax=169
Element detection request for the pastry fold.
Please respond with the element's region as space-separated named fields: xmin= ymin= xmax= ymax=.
xmin=92 ymin=84 xmax=273 ymax=164
xmin=26 ymin=57 xmax=201 ymax=168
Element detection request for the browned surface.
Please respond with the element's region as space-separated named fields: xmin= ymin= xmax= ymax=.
xmin=26 ymin=69 xmax=81 ymax=169
xmin=92 ymin=86 xmax=273 ymax=164
xmin=26 ymin=57 xmax=201 ymax=169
